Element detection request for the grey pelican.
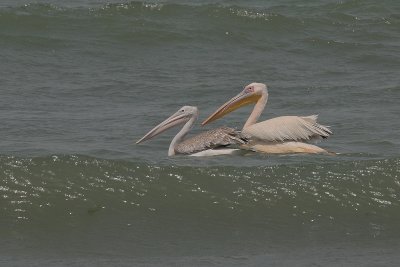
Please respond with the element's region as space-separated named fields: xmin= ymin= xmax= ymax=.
xmin=136 ymin=106 xmax=247 ymax=156
xmin=202 ymin=82 xmax=332 ymax=154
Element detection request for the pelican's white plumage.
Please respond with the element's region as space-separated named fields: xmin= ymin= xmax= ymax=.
xmin=202 ymin=83 xmax=332 ymax=154
xmin=244 ymin=115 xmax=331 ymax=143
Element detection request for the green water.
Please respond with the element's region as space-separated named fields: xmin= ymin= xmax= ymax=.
xmin=1 ymin=0 xmax=400 ymax=266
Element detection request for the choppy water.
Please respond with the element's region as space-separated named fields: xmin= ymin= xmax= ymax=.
xmin=1 ymin=0 xmax=400 ymax=266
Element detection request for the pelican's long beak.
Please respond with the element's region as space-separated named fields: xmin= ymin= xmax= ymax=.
xmin=201 ymin=91 xmax=260 ymax=125
xmin=136 ymin=112 xmax=188 ymax=144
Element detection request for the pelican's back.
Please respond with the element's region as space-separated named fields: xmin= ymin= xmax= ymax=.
xmin=243 ymin=115 xmax=332 ymax=143
xmin=175 ymin=127 xmax=248 ymax=155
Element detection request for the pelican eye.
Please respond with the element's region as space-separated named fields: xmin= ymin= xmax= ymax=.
xmin=245 ymin=87 xmax=254 ymax=93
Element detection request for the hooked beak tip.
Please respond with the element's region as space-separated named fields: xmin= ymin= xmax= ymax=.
xmin=201 ymin=117 xmax=212 ymax=126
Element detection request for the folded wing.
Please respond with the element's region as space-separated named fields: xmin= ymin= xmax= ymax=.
xmin=243 ymin=115 xmax=332 ymax=143
xmin=175 ymin=127 xmax=248 ymax=155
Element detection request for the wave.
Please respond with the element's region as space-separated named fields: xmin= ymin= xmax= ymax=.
xmin=1 ymin=1 xmax=397 ymax=51
xmin=1 ymin=1 xmax=397 ymax=28
xmin=1 ymin=154 xmax=399 ymax=229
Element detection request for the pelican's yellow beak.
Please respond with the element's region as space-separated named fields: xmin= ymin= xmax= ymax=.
xmin=202 ymin=90 xmax=261 ymax=125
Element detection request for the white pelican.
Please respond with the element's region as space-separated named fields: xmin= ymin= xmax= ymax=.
xmin=202 ymin=82 xmax=333 ymax=154
xmin=136 ymin=106 xmax=248 ymax=156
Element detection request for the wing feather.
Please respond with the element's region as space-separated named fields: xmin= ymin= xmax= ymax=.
xmin=243 ymin=115 xmax=332 ymax=142
xmin=175 ymin=127 xmax=248 ymax=155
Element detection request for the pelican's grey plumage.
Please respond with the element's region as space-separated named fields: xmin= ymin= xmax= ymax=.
xmin=202 ymin=83 xmax=333 ymax=154
xmin=136 ymin=106 xmax=247 ymax=156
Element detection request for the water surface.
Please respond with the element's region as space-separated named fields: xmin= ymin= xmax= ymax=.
xmin=1 ymin=0 xmax=399 ymax=266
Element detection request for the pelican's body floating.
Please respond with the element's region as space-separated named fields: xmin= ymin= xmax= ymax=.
xmin=136 ymin=106 xmax=247 ymax=156
xmin=202 ymin=83 xmax=332 ymax=154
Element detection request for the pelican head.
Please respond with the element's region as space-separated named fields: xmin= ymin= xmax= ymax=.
xmin=202 ymin=82 xmax=267 ymax=125
xmin=136 ymin=106 xmax=198 ymax=144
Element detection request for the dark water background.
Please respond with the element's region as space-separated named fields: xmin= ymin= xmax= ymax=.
xmin=1 ymin=0 xmax=400 ymax=266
